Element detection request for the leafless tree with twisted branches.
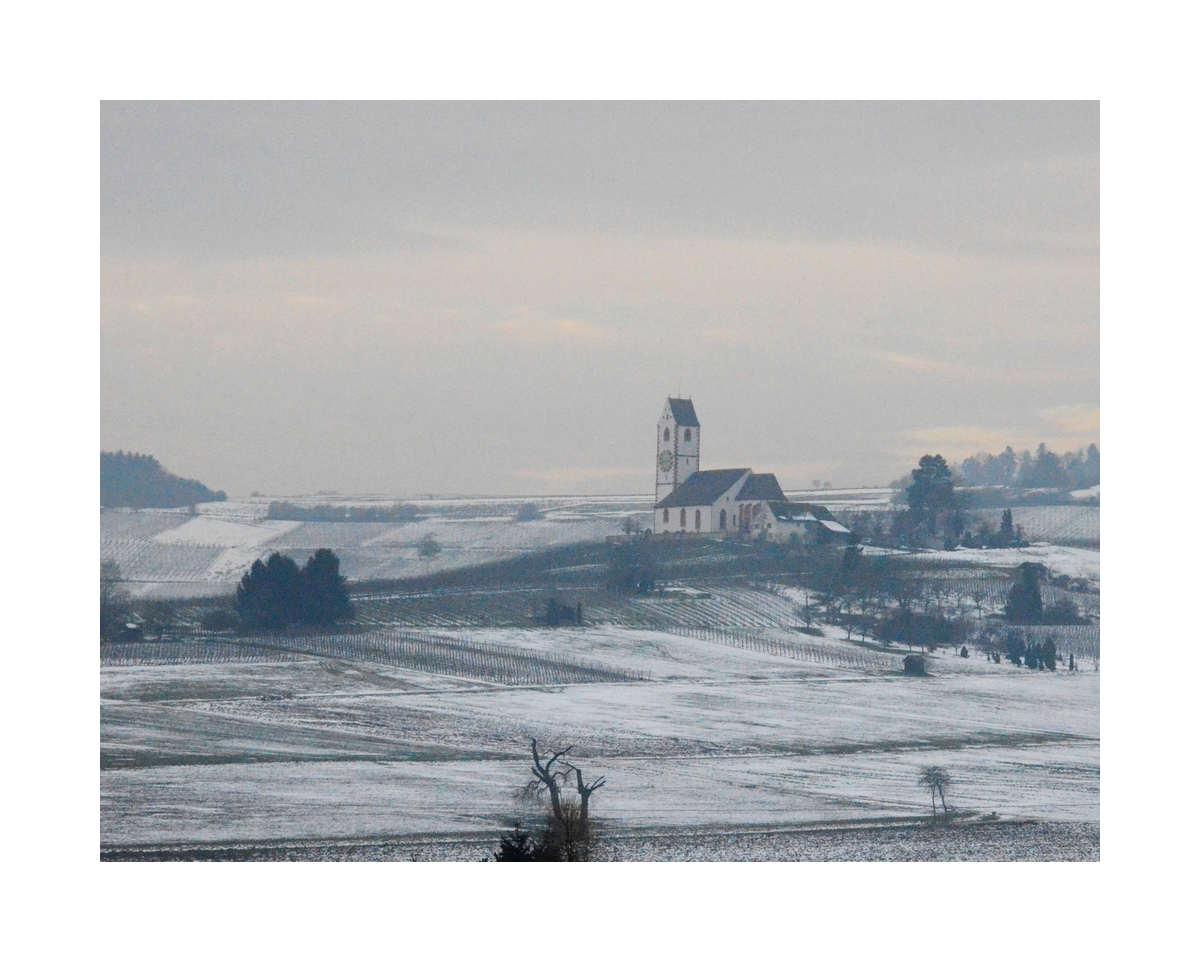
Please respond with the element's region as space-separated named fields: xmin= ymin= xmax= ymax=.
xmin=524 ymin=738 xmax=606 ymax=860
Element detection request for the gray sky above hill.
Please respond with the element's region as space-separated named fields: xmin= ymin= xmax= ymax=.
xmin=101 ymin=101 xmax=1098 ymax=496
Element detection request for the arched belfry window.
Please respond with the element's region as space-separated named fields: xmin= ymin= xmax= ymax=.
xmin=684 ymin=428 xmax=691 ymax=441
xmin=664 ymin=428 xmax=670 ymax=441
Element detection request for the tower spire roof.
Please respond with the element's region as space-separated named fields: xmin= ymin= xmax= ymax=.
xmin=666 ymin=397 xmax=700 ymax=427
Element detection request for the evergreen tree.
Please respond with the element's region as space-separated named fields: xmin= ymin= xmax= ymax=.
xmin=235 ymin=552 xmax=302 ymax=629
xmin=998 ymin=508 xmax=1015 ymax=546
xmin=299 ymin=548 xmax=353 ymax=625
xmin=905 ymin=454 xmax=955 ymax=536
xmin=1004 ymin=562 xmax=1044 ymax=624
xmin=235 ymin=550 xmax=353 ymax=629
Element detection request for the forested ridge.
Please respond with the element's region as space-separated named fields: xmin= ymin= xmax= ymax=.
xmin=101 ymin=451 xmax=226 ymax=508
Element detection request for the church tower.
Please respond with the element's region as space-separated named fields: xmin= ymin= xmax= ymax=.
xmin=655 ymin=397 xmax=700 ymax=504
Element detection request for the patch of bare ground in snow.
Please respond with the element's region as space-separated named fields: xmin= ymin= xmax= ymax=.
xmin=101 ymin=819 xmax=1098 ymax=861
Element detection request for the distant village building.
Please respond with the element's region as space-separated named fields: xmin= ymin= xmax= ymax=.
xmin=652 ymin=397 xmax=850 ymax=543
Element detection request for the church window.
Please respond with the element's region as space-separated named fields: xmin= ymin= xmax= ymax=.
xmin=719 ymin=509 xmax=727 ymax=530
xmin=695 ymin=509 xmax=701 ymax=529
xmin=684 ymin=428 xmax=691 ymax=441
xmin=663 ymin=508 xmax=669 ymax=523
xmin=680 ymin=509 xmax=686 ymax=528
xmin=664 ymin=428 xmax=670 ymax=441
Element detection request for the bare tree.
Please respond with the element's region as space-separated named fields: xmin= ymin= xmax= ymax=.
xmin=528 ymin=737 xmax=571 ymax=827
xmin=566 ymin=761 xmax=607 ymax=827
xmin=525 ymin=738 xmax=606 ymax=861
xmin=100 ymin=561 xmax=129 ymax=641
xmin=918 ymin=765 xmax=951 ymax=821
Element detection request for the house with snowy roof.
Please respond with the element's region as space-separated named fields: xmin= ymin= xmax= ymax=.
xmin=652 ymin=397 xmax=845 ymax=539
xmin=754 ymin=501 xmax=852 ymax=543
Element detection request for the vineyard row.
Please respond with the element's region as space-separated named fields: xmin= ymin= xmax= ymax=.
xmin=673 ymin=625 xmax=899 ymax=672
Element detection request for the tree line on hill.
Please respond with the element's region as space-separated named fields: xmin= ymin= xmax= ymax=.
xmin=957 ymin=442 xmax=1099 ymax=490
xmin=101 ymin=451 xmax=226 ymax=508
xmin=859 ymin=450 xmax=1098 ymax=551
xmin=266 ymin=501 xmax=420 ymax=523
xmin=776 ymin=541 xmax=1088 ymax=659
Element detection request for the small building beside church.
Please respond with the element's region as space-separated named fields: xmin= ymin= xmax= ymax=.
xmin=651 ymin=397 xmax=849 ymax=542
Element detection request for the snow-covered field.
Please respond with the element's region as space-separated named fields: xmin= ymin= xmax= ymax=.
xmin=102 ymin=497 xmax=651 ymax=597
xmin=922 ymin=544 xmax=1100 ymax=584
xmin=100 ymin=490 xmax=1099 ymax=858
xmin=101 ymin=619 xmax=1099 ymax=855
xmin=967 ymin=506 xmax=1099 ymax=546
xmin=102 ymin=493 xmax=1100 ymax=599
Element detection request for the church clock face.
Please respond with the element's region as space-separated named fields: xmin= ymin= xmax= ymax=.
xmin=658 ymin=449 xmax=674 ymax=473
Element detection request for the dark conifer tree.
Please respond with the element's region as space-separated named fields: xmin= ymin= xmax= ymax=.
xmin=998 ymin=508 xmax=1015 ymax=546
xmin=299 ymin=548 xmax=353 ymax=625
xmin=1004 ymin=562 xmax=1044 ymax=624
xmin=905 ymin=454 xmax=955 ymax=535
xmin=235 ymin=552 xmax=302 ymax=629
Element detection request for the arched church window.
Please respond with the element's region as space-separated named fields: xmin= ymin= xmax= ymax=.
xmin=680 ymin=509 xmax=686 ymax=528
xmin=663 ymin=508 xmax=669 ymax=523
xmin=664 ymin=428 xmax=670 ymax=441
xmin=719 ymin=509 xmax=727 ymax=529
xmin=684 ymin=428 xmax=691 ymax=441
xmin=695 ymin=509 xmax=701 ymax=530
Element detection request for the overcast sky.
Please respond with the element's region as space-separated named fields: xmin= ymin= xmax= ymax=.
xmin=101 ymin=101 xmax=1098 ymax=496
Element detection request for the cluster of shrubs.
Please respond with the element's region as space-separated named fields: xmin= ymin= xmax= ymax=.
xmin=492 ymin=820 xmax=577 ymax=861
xmin=542 ymin=597 xmax=583 ymax=627
xmin=1003 ymin=632 xmax=1058 ymax=670
xmin=878 ymin=610 xmax=969 ymax=651
xmin=606 ymin=539 xmax=657 ymax=594
xmin=514 ymin=503 xmax=542 ymax=521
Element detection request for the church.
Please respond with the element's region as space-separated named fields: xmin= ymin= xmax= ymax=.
xmin=652 ymin=397 xmax=850 ymax=542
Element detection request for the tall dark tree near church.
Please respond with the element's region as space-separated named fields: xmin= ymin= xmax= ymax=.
xmin=905 ymin=454 xmax=956 ymax=535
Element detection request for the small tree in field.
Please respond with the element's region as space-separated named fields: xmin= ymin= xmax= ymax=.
xmin=918 ymin=766 xmax=951 ymax=821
